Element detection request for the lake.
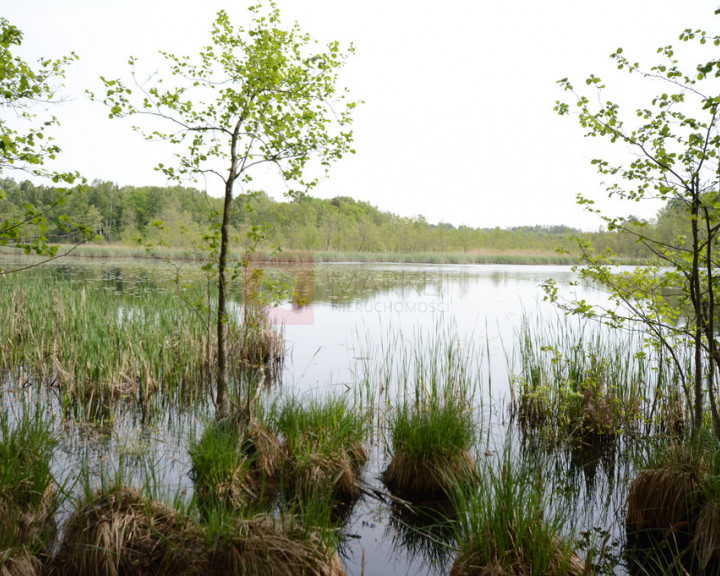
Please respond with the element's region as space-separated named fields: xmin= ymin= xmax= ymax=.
xmin=0 ymin=257 xmax=633 ymax=575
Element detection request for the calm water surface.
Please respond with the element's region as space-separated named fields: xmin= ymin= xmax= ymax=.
xmin=3 ymin=259 xmax=628 ymax=575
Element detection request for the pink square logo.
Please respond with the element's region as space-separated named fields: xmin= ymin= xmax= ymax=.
xmin=245 ymin=253 xmax=315 ymax=326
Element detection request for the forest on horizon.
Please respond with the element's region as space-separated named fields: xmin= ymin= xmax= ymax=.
xmin=0 ymin=177 xmax=685 ymax=260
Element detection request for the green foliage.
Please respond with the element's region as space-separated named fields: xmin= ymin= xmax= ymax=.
xmin=0 ymin=19 xmax=93 ymax=259
xmin=552 ymin=15 xmax=720 ymax=438
xmin=95 ymin=1 xmax=358 ymax=418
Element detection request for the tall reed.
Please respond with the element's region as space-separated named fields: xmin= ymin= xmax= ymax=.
xmin=0 ymin=272 xmax=286 ymax=419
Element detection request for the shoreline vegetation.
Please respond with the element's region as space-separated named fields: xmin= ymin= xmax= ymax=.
xmin=0 ymin=243 xmax=648 ymax=267
xmin=0 ymin=177 xmax=663 ymax=266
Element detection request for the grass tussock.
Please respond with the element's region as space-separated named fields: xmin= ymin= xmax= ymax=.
xmin=52 ymin=484 xmax=344 ymax=576
xmin=52 ymin=486 xmax=208 ymax=576
xmin=272 ymin=396 xmax=368 ymax=504
xmin=510 ymin=315 xmax=679 ymax=446
xmin=625 ymin=437 xmax=720 ymax=574
xmin=0 ymin=409 xmax=57 ymax=571
xmin=384 ymin=395 xmax=476 ymax=500
xmin=189 ymin=417 xmax=284 ymax=513
xmin=209 ymin=515 xmax=345 ymax=576
xmin=0 ymin=549 xmax=43 ymax=576
xmin=451 ymin=452 xmax=585 ymax=576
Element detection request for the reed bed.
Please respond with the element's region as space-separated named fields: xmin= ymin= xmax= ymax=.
xmin=18 ymin=245 xmax=593 ymax=266
xmin=510 ymin=314 xmax=683 ymax=446
xmin=0 ymin=273 xmax=286 ymax=419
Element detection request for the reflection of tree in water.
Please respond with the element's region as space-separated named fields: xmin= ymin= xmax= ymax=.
xmin=384 ymin=500 xmax=457 ymax=574
xmin=310 ymin=266 xmax=482 ymax=306
xmin=516 ymin=429 xmax=635 ymax=558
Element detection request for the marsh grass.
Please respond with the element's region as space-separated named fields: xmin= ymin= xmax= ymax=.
xmin=510 ymin=314 xmax=680 ymax=446
xmin=271 ymin=395 xmax=368 ymax=508
xmin=0 ymin=407 xmax=57 ymax=573
xmin=384 ymin=395 xmax=476 ymax=500
xmin=450 ymin=449 xmax=585 ymax=576
xmin=188 ymin=416 xmax=284 ymax=514
xmin=369 ymin=324 xmax=482 ymax=501
xmin=625 ymin=433 xmax=720 ymax=575
xmin=0 ymin=273 xmax=287 ymax=420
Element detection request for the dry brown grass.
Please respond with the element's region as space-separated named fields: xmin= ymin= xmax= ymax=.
xmin=694 ymin=499 xmax=720 ymax=571
xmin=0 ymin=549 xmax=42 ymax=576
xmin=284 ymin=442 xmax=366 ymax=502
xmin=450 ymin=545 xmax=585 ymax=576
xmin=383 ymin=449 xmax=476 ymax=500
xmin=211 ymin=515 xmax=345 ymax=576
xmin=0 ymin=484 xmax=55 ymax=549
xmin=52 ymin=487 xmax=209 ymax=576
xmin=625 ymin=442 xmax=720 ymax=573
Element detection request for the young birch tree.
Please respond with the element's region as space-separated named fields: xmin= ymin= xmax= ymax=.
xmin=96 ymin=2 xmax=357 ymax=418
xmin=547 ymin=21 xmax=720 ymax=438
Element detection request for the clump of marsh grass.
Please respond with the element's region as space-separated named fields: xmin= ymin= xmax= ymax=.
xmin=272 ymin=395 xmax=368 ymax=506
xmin=189 ymin=414 xmax=284 ymax=514
xmin=450 ymin=450 xmax=585 ymax=576
xmin=625 ymin=434 xmax=720 ymax=574
xmin=0 ymin=408 xmax=57 ymax=573
xmin=53 ymin=485 xmax=209 ymax=576
xmin=384 ymin=392 xmax=476 ymax=501
xmin=207 ymin=512 xmax=345 ymax=576
xmin=509 ymin=314 xmax=674 ymax=447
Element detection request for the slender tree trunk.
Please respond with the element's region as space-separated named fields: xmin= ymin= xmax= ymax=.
xmin=703 ymin=204 xmax=720 ymax=438
xmin=216 ymin=176 xmax=234 ymax=420
xmin=691 ymin=183 xmax=704 ymax=438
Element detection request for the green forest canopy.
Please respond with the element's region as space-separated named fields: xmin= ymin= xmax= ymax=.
xmin=0 ymin=177 xmax=684 ymax=260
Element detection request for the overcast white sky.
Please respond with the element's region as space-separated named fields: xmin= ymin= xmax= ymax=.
xmin=2 ymin=0 xmax=715 ymax=230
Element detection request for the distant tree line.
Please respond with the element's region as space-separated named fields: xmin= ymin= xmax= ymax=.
xmin=0 ymin=177 xmax=684 ymax=259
